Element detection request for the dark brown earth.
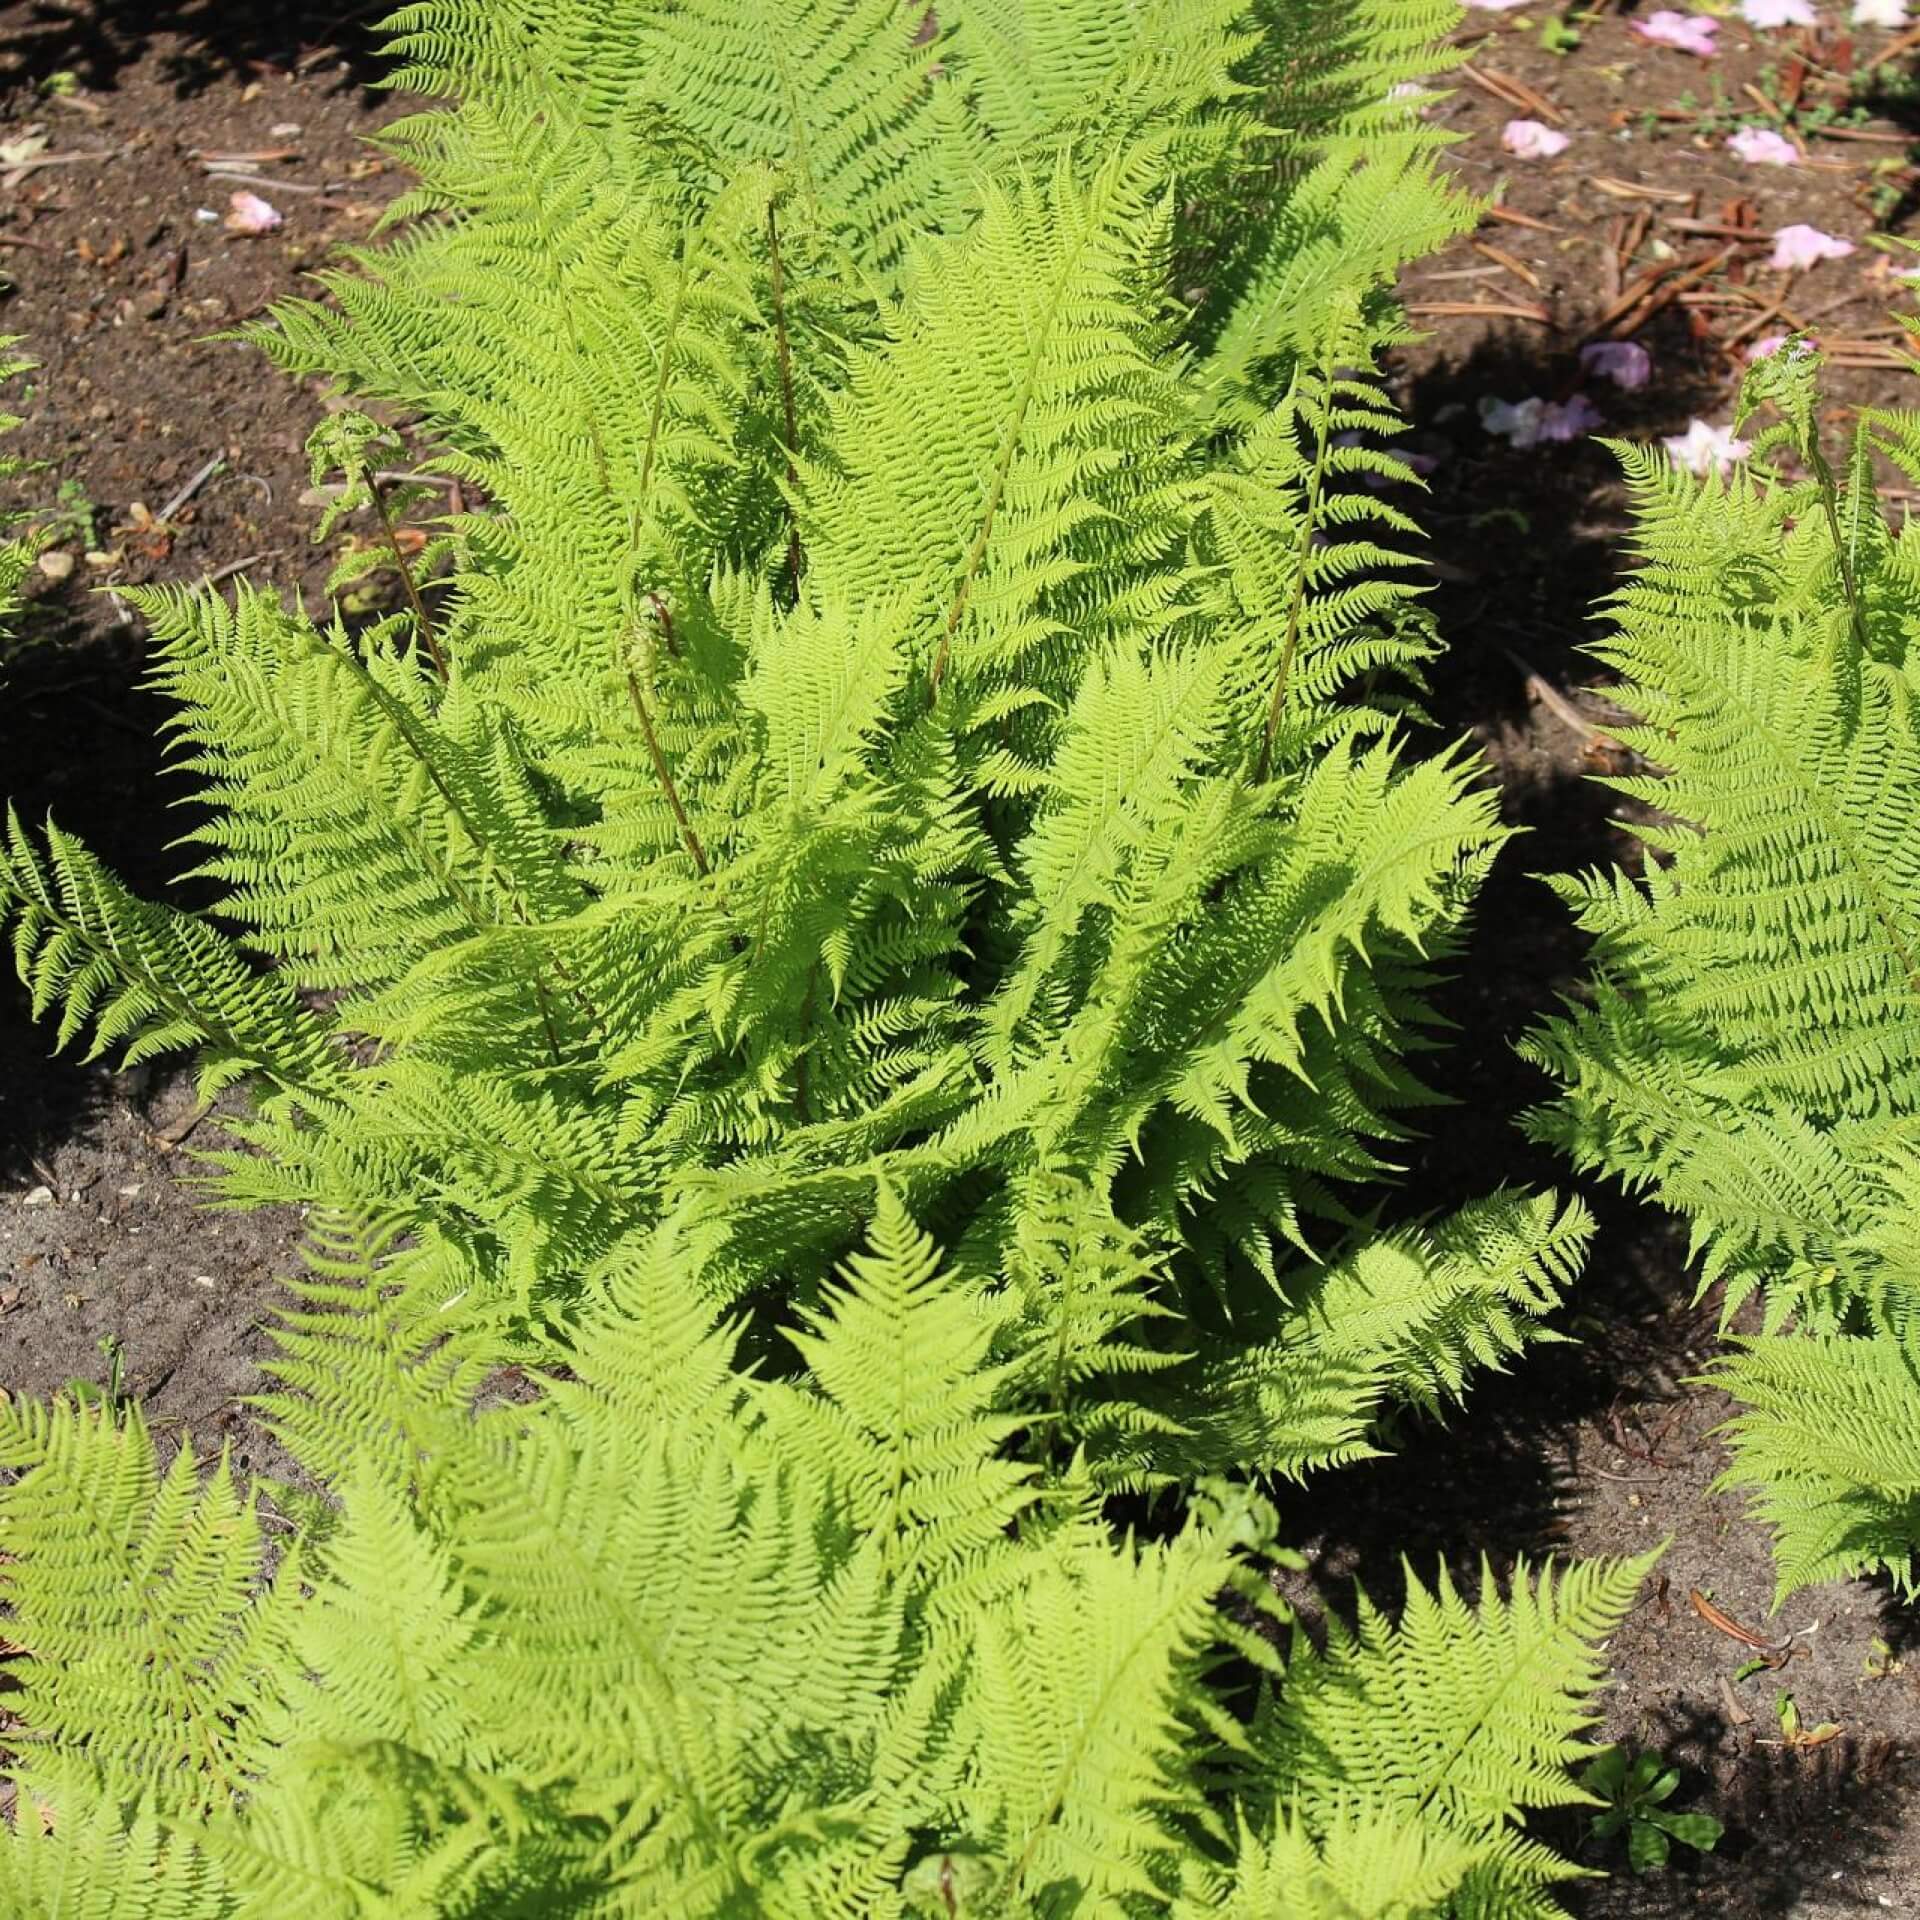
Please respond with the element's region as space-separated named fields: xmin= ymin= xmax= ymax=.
xmin=1 ymin=4 xmax=1919 ymax=1913
xmin=0 ymin=4 xmax=414 ymax=1485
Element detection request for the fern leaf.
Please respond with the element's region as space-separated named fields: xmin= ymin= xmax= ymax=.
xmin=1 ymin=808 xmax=344 ymax=1110
xmin=0 ymin=1405 xmax=292 ymax=1813
xmin=1709 ymin=1331 xmax=1920 ymax=1604
xmin=1259 ymin=1551 xmax=1657 ymax=1844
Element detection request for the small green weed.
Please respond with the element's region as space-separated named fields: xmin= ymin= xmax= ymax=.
xmin=1580 ymin=1744 xmax=1724 ymax=1874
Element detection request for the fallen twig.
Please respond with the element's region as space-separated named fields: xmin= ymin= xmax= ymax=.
xmin=1509 ymin=653 xmax=1610 ymax=743
xmin=1688 ymin=1589 xmax=1808 ymax=1668
xmin=1807 ymin=124 xmax=1912 ymax=143
xmin=1470 ymin=240 xmax=1543 ymax=292
xmin=1722 ymin=290 xmax=1801 ymax=349
xmin=1619 ymin=202 xmax=1653 ymax=267
xmin=1591 ymin=246 xmax=1735 ymax=342
xmin=156 ymin=453 xmax=227 ymax=524
xmin=149 ymin=1099 xmax=215 ymax=1151
xmin=1717 ymin=1675 xmax=1755 ymax=1726
xmin=1406 ymin=299 xmax=1553 ymax=325
xmin=201 ymin=551 xmax=273 ymax=586
xmin=1590 ymin=176 xmax=1694 ymax=204
xmin=204 ymin=169 xmax=325 ymax=196
xmin=1483 ymin=203 xmax=1559 ymax=234
xmin=1458 ymin=62 xmax=1564 ymax=123
xmin=1662 ymin=218 xmax=1770 ymax=242
xmin=193 ymin=148 xmax=301 ymax=167
xmin=1 ymin=147 xmax=123 ymax=185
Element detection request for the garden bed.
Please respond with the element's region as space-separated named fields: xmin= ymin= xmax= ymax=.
xmin=1 ymin=4 xmax=1917 ymax=1910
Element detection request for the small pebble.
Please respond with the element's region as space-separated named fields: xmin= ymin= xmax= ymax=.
xmin=23 ymin=1185 xmax=54 ymax=1207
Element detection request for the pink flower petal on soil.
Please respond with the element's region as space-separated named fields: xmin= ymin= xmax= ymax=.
xmin=1727 ymin=126 xmax=1800 ymax=166
xmin=1537 ymin=394 xmax=1605 ymax=442
xmin=224 ymin=190 xmax=282 ymax=234
xmin=1664 ymin=419 xmax=1751 ymax=476
xmin=1579 ymin=341 xmax=1653 ymax=390
xmin=1501 ymin=118 xmax=1571 ymax=159
xmin=1740 ymin=0 xmax=1817 ymax=25
xmin=1631 ymin=9 xmax=1721 ymax=52
xmin=1747 ymin=332 xmax=1793 ymax=359
xmin=1853 ymin=0 xmax=1909 ymax=27
xmin=1479 ymin=394 xmax=1602 ymax=449
xmin=1462 ymin=0 xmax=1531 ymax=10
xmin=1479 ymin=396 xmax=1546 ymax=448
xmin=1768 ymin=222 xmax=1855 ymax=269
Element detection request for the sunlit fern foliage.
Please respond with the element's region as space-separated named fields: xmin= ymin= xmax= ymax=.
xmin=0 ymin=1199 xmax=1654 ymax=1918
xmin=1524 ymin=331 xmax=1920 ymax=1601
xmin=0 ymin=6 xmax=1661 ymax=1909
xmin=0 ymin=0 xmax=1581 ymax=1491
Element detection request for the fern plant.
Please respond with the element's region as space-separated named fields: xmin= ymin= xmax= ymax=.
xmin=1523 ymin=330 xmax=1920 ymax=1602
xmin=0 ymin=0 xmax=1582 ymax=1489
xmin=0 ymin=1195 xmax=1656 ymax=1917
xmin=0 ymin=9 xmax=1664 ymax=1909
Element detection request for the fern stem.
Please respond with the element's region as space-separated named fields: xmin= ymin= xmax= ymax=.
xmin=928 ymin=391 xmax=1030 ymax=700
xmin=770 ymin=41 xmax=820 ymax=215
xmin=361 ymin=462 xmax=447 ymax=678
xmin=624 ymin=645 xmax=710 ymax=877
xmin=1807 ymin=437 xmax=1870 ymax=658
xmin=767 ymin=195 xmax=805 ymax=601
xmin=995 ymin=1583 xmax=1194 ymax=1906
xmin=531 ymin=971 xmax=564 ymax=1067
xmin=636 ymin=242 xmax=695 ymax=512
xmin=1254 ymin=366 xmax=1336 ymax=784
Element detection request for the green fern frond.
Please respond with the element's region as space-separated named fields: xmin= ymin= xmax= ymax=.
xmin=1708 ymin=1331 xmax=1920 ymax=1604
xmin=0 ymin=1769 xmax=233 ymax=1919
xmin=2 ymin=1200 xmax=1632 ymax=1919
xmin=0 ymin=1403 xmax=293 ymax=1812
xmin=1256 ymin=1551 xmax=1656 ymax=1861
xmin=1173 ymin=1804 xmax=1505 ymax=1920
xmin=1526 ymin=339 xmax=1920 ymax=1597
xmin=2 ymin=808 xmax=346 ymax=1110
xmin=799 ymin=148 xmax=1192 ymax=701
xmin=1163 ymin=1191 xmax=1587 ymax=1481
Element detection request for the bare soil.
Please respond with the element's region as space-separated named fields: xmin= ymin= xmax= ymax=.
xmin=0 ymin=3 xmax=409 ymax=1463
xmin=1 ymin=4 xmax=1918 ymax=1912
